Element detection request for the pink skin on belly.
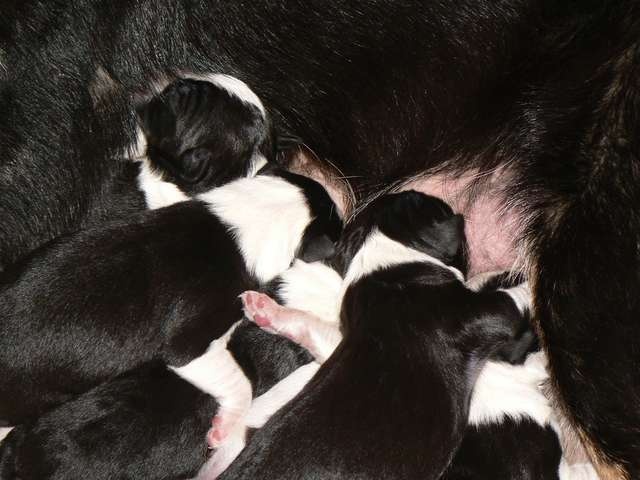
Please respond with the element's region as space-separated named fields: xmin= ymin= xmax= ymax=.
xmin=402 ymin=171 xmax=520 ymax=276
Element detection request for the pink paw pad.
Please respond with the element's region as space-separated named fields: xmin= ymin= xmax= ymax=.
xmin=240 ymin=291 xmax=279 ymax=328
xmin=207 ymin=416 xmax=227 ymax=449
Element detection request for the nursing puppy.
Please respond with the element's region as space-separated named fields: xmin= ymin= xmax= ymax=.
xmin=220 ymin=191 xmax=534 ymax=479
xmin=0 ymin=168 xmax=341 ymax=428
xmin=438 ymin=273 xmax=563 ymax=480
xmin=0 ymin=261 xmax=340 ymax=479
xmin=229 ymin=276 xmax=565 ymax=479
xmin=2 ymin=3 xmax=639 ymax=475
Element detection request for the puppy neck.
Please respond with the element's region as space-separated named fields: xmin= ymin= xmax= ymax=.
xmin=122 ymin=125 xmax=188 ymax=209
xmin=199 ymin=175 xmax=312 ymax=283
xmin=343 ymin=229 xmax=464 ymax=288
xmin=127 ymin=126 xmax=268 ymax=210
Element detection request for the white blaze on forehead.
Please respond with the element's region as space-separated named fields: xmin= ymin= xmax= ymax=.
xmin=200 ymin=175 xmax=312 ymax=283
xmin=343 ymin=229 xmax=464 ymax=288
xmin=182 ymin=73 xmax=266 ymax=117
xmin=469 ymin=351 xmax=551 ymax=427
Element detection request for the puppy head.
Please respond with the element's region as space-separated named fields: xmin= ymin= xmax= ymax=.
xmin=202 ymin=169 xmax=343 ymax=283
xmin=259 ymin=165 xmax=344 ymax=264
xmin=335 ymin=190 xmax=467 ymax=276
xmin=135 ymin=76 xmax=273 ymax=195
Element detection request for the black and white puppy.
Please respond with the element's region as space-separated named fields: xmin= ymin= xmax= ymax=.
xmin=222 ymin=277 xmax=576 ymax=479
xmin=0 ymin=260 xmax=342 ymax=480
xmin=0 ymin=319 xmax=318 ymax=480
xmin=0 ymin=168 xmax=341 ymax=428
xmin=437 ymin=273 xmax=560 ymax=480
xmin=2 ymin=7 xmax=640 ymax=473
xmin=226 ymin=275 xmax=568 ymax=479
xmin=220 ymin=191 xmax=534 ymax=479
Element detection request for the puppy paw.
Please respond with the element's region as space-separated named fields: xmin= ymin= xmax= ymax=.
xmin=207 ymin=410 xmax=246 ymax=450
xmin=239 ymin=291 xmax=281 ymax=329
xmin=240 ymin=290 xmax=312 ymax=347
xmin=239 ymin=290 xmax=341 ymax=363
xmin=207 ymin=415 xmax=227 ymax=449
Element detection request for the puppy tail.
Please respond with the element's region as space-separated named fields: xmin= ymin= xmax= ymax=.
xmin=0 ymin=427 xmax=23 ymax=480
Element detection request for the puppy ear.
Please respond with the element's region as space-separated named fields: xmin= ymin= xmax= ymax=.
xmin=298 ymin=221 xmax=337 ymax=263
xmin=299 ymin=234 xmax=336 ymax=263
xmin=434 ymin=214 xmax=465 ymax=258
xmin=177 ymin=147 xmax=212 ymax=183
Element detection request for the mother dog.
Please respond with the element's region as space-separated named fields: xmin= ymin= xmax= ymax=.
xmin=1 ymin=2 xmax=639 ymax=477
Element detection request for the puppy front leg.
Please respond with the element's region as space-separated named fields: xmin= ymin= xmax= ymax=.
xmin=240 ymin=291 xmax=342 ymax=363
xmin=170 ymin=323 xmax=252 ymax=449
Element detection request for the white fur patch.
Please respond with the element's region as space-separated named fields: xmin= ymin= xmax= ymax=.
xmin=169 ymin=322 xmax=252 ymax=420
xmin=248 ymin=153 xmax=268 ymax=178
xmin=499 ymin=282 xmax=531 ymax=314
xmin=194 ymin=357 xmax=320 ymax=479
xmin=124 ymin=126 xmax=189 ymax=210
xmin=246 ymin=362 xmax=321 ymax=429
xmin=277 ymin=260 xmax=343 ymax=325
xmin=343 ymin=229 xmax=464 ymax=289
xmin=182 ymin=73 xmax=266 ymax=117
xmin=558 ymin=459 xmax=600 ymax=480
xmin=136 ymin=159 xmax=190 ymax=210
xmin=469 ymin=351 xmax=551 ymax=427
xmin=200 ymin=175 xmax=311 ymax=283
xmin=0 ymin=427 xmax=13 ymax=443
xmin=465 ymin=270 xmax=506 ymax=291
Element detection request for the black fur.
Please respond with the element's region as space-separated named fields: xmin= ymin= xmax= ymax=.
xmin=0 ymin=362 xmax=216 ymax=480
xmin=444 ymin=272 xmax=556 ymax=479
xmin=227 ymin=320 xmax=314 ymax=398
xmin=474 ymin=272 xmax=539 ymax=364
xmin=442 ymin=419 xmax=562 ymax=480
xmin=1 ymin=1 xmax=639 ymax=473
xmin=0 ymin=201 xmax=252 ymax=422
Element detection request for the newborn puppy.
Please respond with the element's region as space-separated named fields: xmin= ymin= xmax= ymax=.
xmin=133 ymin=75 xmax=274 ymax=208
xmin=0 ymin=262 xmax=340 ymax=480
xmin=0 ymin=169 xmax=341 ymax=429
xmin=440 ymin=273 xmax=562 ymax=480
xmin=220 ymin=191 xmax=533 ymax=479
xmin=0 ymin=323 xmax=317 ymax=480
xmin=224 ymin=276 xmax=563 ymax=479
